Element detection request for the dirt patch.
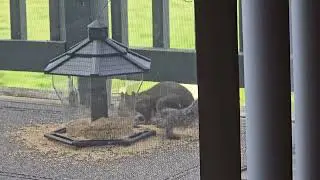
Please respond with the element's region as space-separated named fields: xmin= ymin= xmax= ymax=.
xmin=8 ymin=121 xmax=199 ymax=163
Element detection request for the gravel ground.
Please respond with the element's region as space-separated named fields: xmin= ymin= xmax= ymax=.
xmin=0 ymin=90 xmax=253 ymax=180
xmin=0 ymin=96 xmax=201 ymax=180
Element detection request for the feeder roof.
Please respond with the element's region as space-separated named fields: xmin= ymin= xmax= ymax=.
xmin=44 ymin=20 xmax=151 ymax=77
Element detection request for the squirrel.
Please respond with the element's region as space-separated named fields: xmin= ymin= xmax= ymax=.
xmin=150 ymin=99 xmax=199 ymax=139
xmin=118 ymin=81 xmax=195 ymax=126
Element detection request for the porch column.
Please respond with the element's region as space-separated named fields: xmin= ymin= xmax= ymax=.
xmin=242 ymin=0 xmax=292 ymax=179
xmin=291 ymin=1 xmax=320 ymax=179
xmin=195 ymin=0 xmax=241 ymax=179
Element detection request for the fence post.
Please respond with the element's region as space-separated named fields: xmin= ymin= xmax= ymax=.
xmin=10 ymin=0 xmax=27 ymax=40
xmin=49 ymin=0 xmax=65 ymax=41
xmin=111 ymin=0 xmax=128 ymax=45
xmin=110 ymin=0 xmax=130 ymax=104
xmin=152 ymin=0 xmax=170 ymax=48
xmin=49 ymin=0 xmax=91 ymax=47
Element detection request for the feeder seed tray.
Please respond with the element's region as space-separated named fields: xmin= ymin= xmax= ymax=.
xmin=44 ymin=127 xmax=156 ymax=148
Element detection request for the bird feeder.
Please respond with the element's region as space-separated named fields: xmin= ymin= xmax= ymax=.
xmin=42 ymin=20 xmax=155 ymax=148
xmin=44 ymin=20 xmax=151 ymax=122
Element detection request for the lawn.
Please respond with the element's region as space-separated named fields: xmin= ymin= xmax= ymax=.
xmin=0 ymin=0 xmax=292 ymax=108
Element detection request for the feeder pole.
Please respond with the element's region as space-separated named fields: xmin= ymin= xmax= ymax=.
xmin=90 ymin=0 xmax=112 ymax=110
xmin=89 ymin=77 xmax=108 ymax=121
xmin=87 ymin=19 xmax=110 ymax=121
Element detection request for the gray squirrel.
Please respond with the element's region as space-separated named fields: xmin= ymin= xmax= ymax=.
xmin=118 ymin=81 xmax=195 ymax=125
xmin=150 ymin=99 xmax=199 ymax=139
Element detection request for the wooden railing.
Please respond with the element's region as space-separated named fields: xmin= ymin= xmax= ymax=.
xmin=0 ymin=0 xmax=249 ymax=87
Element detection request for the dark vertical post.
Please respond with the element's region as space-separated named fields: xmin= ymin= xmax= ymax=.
xmin=90 ymin=77 xmax=108 ymax=120
xmin=49 ymin=0 xmax=91 ymax=45
xmin=110 ymin=0 xmax=128 ymax=111
xmin=49 ymin=0 xmax=91 ymax=48
xmin=152 ymin=0 xmax=170 ymax=48
xmin=86 ymin=17 xmax=110 ymax=121
xmin=291 ymin=1 xmax=320 ymax=179
xmin=111 ymin=0 xmax=128 ymax=45
xmin=49 ymin=0 xmax=66 ymax=41
xmin=10 ymin=0 xmax=27 ymax=40
xmin=195 ymin=0 xmax=241 ymax=179
xmin=88 ymin=0 xmax=112 ymax=112
xmin=242 ymin=0 xmax=292 ymax=180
